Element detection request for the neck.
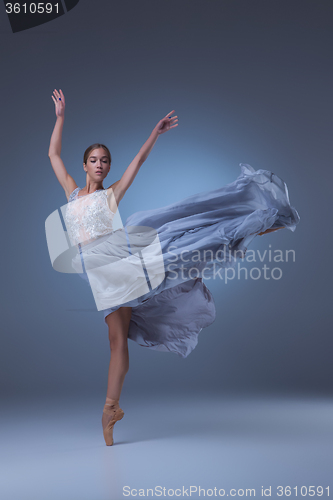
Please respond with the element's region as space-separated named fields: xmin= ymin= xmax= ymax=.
xmin=84 ymin=177 xmax=104 ymax=193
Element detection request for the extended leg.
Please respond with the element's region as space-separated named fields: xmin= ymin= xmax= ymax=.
xmin=258 ymin=227 xmax=284 ymax=236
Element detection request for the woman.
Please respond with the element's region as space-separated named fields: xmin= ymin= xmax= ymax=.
xmin=48 ymin=89 xmax=300 ymax=446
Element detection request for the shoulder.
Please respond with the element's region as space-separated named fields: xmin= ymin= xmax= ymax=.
xmin=106 ymin=180 xmax=124 ymax=201
xmin=67 ymin=186 xmax=80 ymax=202
xmin=64 ymin=175 xmax=79 ymax=202
xmin=105 ymin=180 xmax=125 ymax=212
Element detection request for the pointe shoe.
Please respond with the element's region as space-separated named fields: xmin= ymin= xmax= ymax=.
xmin=102 ymin=398 xmax=124 ymax=446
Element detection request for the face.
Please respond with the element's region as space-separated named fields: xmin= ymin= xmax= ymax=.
xmin=83 ymin=148 xmax=110 ymax=182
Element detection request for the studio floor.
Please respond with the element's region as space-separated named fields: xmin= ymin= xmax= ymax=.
xmin=1 ymin=394 xmax=332 ymax=499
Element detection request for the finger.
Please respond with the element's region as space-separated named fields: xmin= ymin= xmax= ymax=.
xmin=54 ymin=89 xmax=62 ymax=102
xmin=55 ymin=90 xmax=63 ymax=102
xmin=59 ymin=89 xmax=65 ymax=100
xmin=165 ymin=110 xmax=175 ymax=118
xmin=170 ymin=124 xmax=178 ymax=129
xmin=51 ymin=95 xmax=57 ymax=104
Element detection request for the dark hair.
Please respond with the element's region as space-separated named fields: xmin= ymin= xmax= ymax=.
xmin=83 ymin=143 xmax=112 ymax=165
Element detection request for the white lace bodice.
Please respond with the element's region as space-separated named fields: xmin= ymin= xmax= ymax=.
xmin=64 ymin=187 xmax=115 ymax=246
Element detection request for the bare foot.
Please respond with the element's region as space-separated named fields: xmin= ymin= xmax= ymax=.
xmin=258 ymin=227 xmax=284 ymax=236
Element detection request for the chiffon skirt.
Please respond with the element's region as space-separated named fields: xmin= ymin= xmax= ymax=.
xmin=72 ymin=164 xmax=300 ymax=358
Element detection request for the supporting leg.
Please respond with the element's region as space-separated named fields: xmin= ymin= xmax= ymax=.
xmin=105 ymin=306 xmax=132 ymax=400
xmin=102 ymin=306 xmax=132 ymax=445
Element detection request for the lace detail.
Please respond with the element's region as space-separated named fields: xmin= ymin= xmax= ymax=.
xmin=68 ymin=187 xmax=80 ymax=202
xmin=64 ymin=187 xmax=115 ymax=246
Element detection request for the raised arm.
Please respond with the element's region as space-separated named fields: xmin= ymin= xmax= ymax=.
xmin=48 ymin=89 xmax=77 ymax=201
xmin=109 ymin=110 xmax=178 ymax=205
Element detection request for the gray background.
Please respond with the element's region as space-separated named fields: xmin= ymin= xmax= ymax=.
xmin=1 ymin=0 xmax=332 ymax=400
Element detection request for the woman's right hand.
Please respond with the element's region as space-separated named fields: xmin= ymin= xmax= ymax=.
xmin=51 ymin=89 xmax=65 ymax=117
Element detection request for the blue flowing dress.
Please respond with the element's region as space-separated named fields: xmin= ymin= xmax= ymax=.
xmin=68 ymin=164 xmax=300 ymax=358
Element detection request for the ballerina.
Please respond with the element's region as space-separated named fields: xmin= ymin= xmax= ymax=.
xmin=48 ymin=89 xmax=300 ymax=446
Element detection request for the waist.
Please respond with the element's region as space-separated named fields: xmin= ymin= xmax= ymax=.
xmin=78 ymin=229 xmax=121 ymax=252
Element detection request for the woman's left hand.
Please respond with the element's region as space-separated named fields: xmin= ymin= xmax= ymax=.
xmin=155 ymin=110 xmax=178 ymax=135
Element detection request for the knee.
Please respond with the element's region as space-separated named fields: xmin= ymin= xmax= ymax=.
xmin=109 ymin=333 xmax=128 ymax=351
